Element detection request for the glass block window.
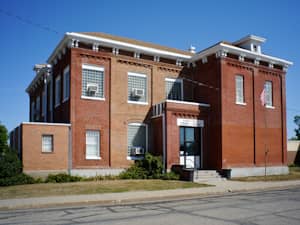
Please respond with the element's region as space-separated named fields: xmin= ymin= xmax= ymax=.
xmin=31 ymin=101 xmax=35 ymax=122
xmin=128 ymin=72 xmax=147 ymax=103
xmin=235 ymin=75 xmax=245 ymax=103
xmin=165 ymin=78 xmax=183 ymax=100
xmin=55 ymin=75 xmax=61 ymax=107
xmin=63 ymin=66 xmax=70 ymax=101
xmin=82 ymin=64 xmax=104 ymax=99
xmin=265 ymin=81 xmax=273 ymax=107
xmin=42 ymin=91 xmax=46 ymax=116
xmin=86 ymin=130 xmax=100 ymax=159
xmin=36 ymin=96 xmax=40 ymax=113
xmin=42 ymin=135 xmax=53 ymax=153
xmin=127 ymin=123 xmax=147 ymax=157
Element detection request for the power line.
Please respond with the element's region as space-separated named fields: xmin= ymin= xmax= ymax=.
xmin=287 ymin=108 xmax=300 ymax=113
xmin=0 ymin=8 xmax=61 ymax=35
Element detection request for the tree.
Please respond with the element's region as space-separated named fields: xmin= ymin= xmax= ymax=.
xmin=0 ymin=123 xmax=8 ymax=152
xmin=294 ymin=115 xmax=300 ymax=140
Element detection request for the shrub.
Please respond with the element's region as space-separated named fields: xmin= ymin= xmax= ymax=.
xmin=84 ymin=175 xmax=119 ymax=181
xmin=0 ymin=149 xmax=22 ymax=179
xmin=137 ymin=153 xmax=163 ymax=179
xmin=45 ymin=173 xmax=83 ymax=183
xmin=0 ymin=173 xmax=35 ymax=186
xmin=161 ymin=172 xmax=180 ymax=180
xmin=119 ymin=164 xmax=148 ymax=179
xmin=119 ymin=153 xmax=166 ymax=179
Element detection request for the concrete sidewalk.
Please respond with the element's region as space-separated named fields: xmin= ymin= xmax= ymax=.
xmin=1 ymin=180 xmax=300 ymax=210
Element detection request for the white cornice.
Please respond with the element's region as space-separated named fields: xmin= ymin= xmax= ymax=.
xmin=47 ymin=32 xmax=293 ymax=68
xmin=66 ymin=32 xmax=191 ymax=60
xmin=190 ymin=43 xmax=293 ymax=67
xmin=233 ymin=35 xmax=266 ymax=45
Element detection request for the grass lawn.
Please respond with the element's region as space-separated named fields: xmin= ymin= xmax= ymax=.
xmin=0 ymin=180 xmax=208 ymax=200
xmin=232 ymin=166 xmax=300 ymax=182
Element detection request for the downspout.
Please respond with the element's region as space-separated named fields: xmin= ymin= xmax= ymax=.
xmin=68 ymin=125 xmax=72 ymax=175
xmin=44 ymin=74 xmax=47 ymax=122
xmin=162 ymin=105 xmax=166 ymax=173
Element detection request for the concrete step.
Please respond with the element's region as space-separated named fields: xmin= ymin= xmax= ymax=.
xmin=192 ymin=170 xmax=226 ymax=183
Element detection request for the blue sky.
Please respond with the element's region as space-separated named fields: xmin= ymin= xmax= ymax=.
xmin=0 ymin=0 xmax=299 ymax=138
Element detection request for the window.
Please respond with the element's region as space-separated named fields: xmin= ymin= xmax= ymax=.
xmin=235 ymin=75 xmax=245 ymax=104
xmin=36 ymin=96 xmax=40 ymax=120
xmin=165 ymin=78 xmax=183 ymax=100
xmin=55 ymin=75 xmax=61 ymax=107
xmin=128 ymin=72 xmax=147 ymax=104
xmin=42 ymin=91 xmax=46 ymax=117
xmin=86 ymin=130 xmax=100 ymax=159
xmin=31 ymin=101 xmax=35 ymax=121
xmin=82 ymin=64 xmax=104 ymax=99
xmin=265 ymin=81 xmax=273 ymax=107
xmin=127 ymin=123 xmax=147 ymax=159
xmin=63 ymin=66 xmax=70 ymax=101
xmin=42 ymin=135 xmax=53 ymax=153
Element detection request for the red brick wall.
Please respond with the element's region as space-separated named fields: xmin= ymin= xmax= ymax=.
xmin=70 ymin=48 xmax=110 ymax=169
xmin=151 ymin=117 xmax=163 ymax=156
xmin=220 ymin=57 xmax=287 ymax=168
xmin=193 ymin=56 xmax=222 ymax=169
xmin=165 ymin=101 xmax=209 ymax=169
xmin=21 ymin=123 xmax=69 ymax=172
xmin=52 ymin=50 xmax=71 ymax=124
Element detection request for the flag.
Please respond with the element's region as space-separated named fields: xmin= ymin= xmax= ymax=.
xmin=260 ymin=88 xmax=266 ymax=106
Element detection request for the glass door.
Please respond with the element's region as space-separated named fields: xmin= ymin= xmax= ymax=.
xmin=180 ymin=127 xmax=201 ymax=169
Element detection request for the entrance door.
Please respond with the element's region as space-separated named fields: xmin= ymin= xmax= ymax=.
xmin=180 ymin=127 xmax=201 ymax=169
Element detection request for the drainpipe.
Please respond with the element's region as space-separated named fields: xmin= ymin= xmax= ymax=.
xmin=162 ymin=105 xmax=166 ymax=173
xmin=68 ymin=126 xmax=72 ymax=175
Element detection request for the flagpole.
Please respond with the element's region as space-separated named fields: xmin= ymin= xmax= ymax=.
xmin=260 ymin=87 xmax=268 ymax=181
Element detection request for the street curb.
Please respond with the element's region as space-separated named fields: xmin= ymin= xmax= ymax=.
xmin=1 ymin=183 xmax=300 ymax=211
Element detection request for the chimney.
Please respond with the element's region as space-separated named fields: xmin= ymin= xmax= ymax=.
xmin=188 ymin=45 xmax=196 ymax=54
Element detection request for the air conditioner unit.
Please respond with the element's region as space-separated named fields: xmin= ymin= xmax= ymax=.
xmin=130 ymin=147 xmax=145 ymax=155
xmin=132 ymin=88 xmax=145 ymax=97
xmin=87 ymin=83 xmax=98 ymax=95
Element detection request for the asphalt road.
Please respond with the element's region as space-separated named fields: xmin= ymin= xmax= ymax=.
xmin=0 ymin=187 xmax=299 ymax=225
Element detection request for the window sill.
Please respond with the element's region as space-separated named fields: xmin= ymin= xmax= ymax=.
xmin=86 ymin=156 xmax=101 ymax=160
xmin=81 ymin=96 xmax=105 ymax=101
xmin=42 ymin=151 xmax=53 ymax=154
xmin=127 ymin=156 xmax=144 ymax=160
xmin=236 ymin=102 xmax=247 ymax=106
xmin=127 ymin=100 xmax=148 ymax=105
xmin=265 ymin=105 xmax=275 ymax=109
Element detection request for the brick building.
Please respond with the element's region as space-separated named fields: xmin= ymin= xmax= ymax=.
xmin=10 ymin=32 xmax=292 ymax=177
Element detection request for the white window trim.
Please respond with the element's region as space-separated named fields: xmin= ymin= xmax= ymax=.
xmin=264 ymin=81 xmax=273 ymax=108
xmin=81 ymin=96 xmax=105 ymax=101
xmin=81 ymin=64 xmax=105 ymax=100
xmin=128 ymin=72 xmax=148 ymax=105
xmin=85 ymin=130 xmax=101 ymax=160
xmin=63 ymin=65 xmax=70 ymax=103
xmin=82 ymin=64 xmax=104 ymax=71
xmin=127 ymin=123 xmax=148 ymax=160
xmin=55 ymin=75 xmax=61 ymax=108
xmin=42 ymin=134 xmax=53 ymax=153
xmin=86 ymin=156 xmax=102 ymax=160
xmin=266 ymin=105 xmax=275 ymax=109
xmin=236 ymin=102 xmax=247 ymax=106
xmin=127 ymin=100 xmax=148 ymax=105
xmin=128 ymin=72 xmax=147 ymax=78
xmin=165 ymin=77 xmax=184 ymax=100
xmin=235 ymin=75 xmax=245 ymax=105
